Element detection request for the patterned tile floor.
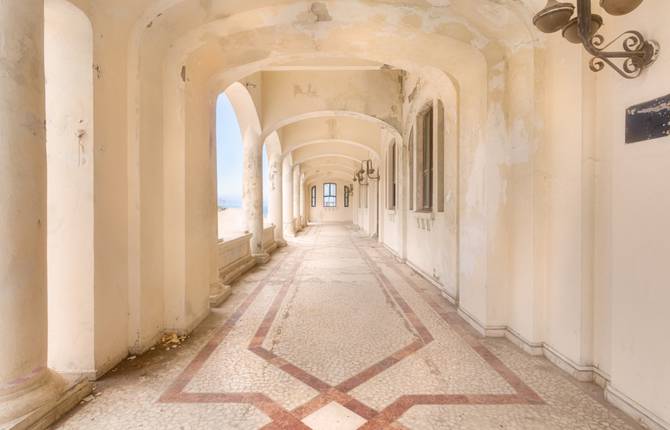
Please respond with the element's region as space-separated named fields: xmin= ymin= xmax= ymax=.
xmin=54 ymin=225 xmax=643 ymax=429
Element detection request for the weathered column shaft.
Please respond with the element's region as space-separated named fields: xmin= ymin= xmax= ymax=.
xmin=0 ymin=0 xmax=64 ymax=422
xmin=242 ymin=136 xmax=265 ymax=259
xmin=299 ymin=174 xmax=306 ymax=227
xmin=369 ymin=180 xmax=379 ymax=238
xmin=292 ymin=165 xmax=301 ymax=230
xmin=282 ymin=158 xmax=294 ymax=236
xmin=269 ymin=155 xmax=285 ymax=245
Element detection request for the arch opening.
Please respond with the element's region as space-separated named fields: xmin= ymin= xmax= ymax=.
xmin=215 ymin=84 xmax=269 ymax=239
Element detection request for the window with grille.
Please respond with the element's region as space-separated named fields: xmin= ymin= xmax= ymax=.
xmin=409 ymin=129 xmax=414 ymax=211
xmin=311 ymin=186 xmax=317 ymax=207
xmin=387 ymin=141 xmax=396 ymax=210
xmin=323 ymin=183 xmax=337 ymax=207
xmin=344 ymin=186 xmax=350 ymax=208
xmin=417 ymin=106 xmax=433 ymax=211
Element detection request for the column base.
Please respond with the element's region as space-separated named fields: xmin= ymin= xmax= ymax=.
xmin=253 ymin=252 xmax=271 ymax=265
xmin=0 ymin=369 xmax=91 ymax=429
xmin=283 ymin=224 xmax=295 ymax=237
xmin=209 ymin=281 xmax=232 ymax=308
xmin=275 ymin=239 xmax=288 ymax=248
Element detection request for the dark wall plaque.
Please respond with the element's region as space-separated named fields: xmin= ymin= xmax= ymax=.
xmin=626 ymin=94 xmax=670 ymax=144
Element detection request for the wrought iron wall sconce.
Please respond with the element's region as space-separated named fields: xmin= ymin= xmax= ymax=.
xmin=352 ymin=160 xmax=379 ymax=186
xmin=533 ymin=0 xmax=660 ymax=79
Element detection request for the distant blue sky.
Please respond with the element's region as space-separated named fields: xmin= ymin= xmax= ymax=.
xmin=216 ymin=93 xmax=268 ymax=214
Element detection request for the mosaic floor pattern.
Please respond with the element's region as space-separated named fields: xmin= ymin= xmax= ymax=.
xmin=55 ymin=225 xmax=642 ymax=430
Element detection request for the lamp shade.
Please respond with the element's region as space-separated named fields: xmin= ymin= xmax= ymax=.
xmin=533 ymin=0 xmax=575 ymax=33
xmin=562 ymin=14 xmax=604 ymax=44
xmin=600 ymin=0 xmax=643 ymax=15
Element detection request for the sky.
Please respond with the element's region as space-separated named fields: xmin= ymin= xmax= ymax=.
xmin=216 ymin=93 xmax=269 ymax=214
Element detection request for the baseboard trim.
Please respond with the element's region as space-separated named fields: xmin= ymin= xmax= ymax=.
xmin=542 ymin=343 xmax=598 ymax=383
xmin=455 ymin=306 xmax=609 ymax=385
xmin=404 ymin=259 xmax=458 ymax=306
xmin=453 ymin=307 xmax=670 ymax=428
xmin=389 ymin=257 xmax=665 ymax=430
xmin=605 ymin=385 xmax=670 ymax=430
xmin=381 ymin=242 xmax=403 ymax=263
xmin=456 ymin=306 xmax=506 ymax=337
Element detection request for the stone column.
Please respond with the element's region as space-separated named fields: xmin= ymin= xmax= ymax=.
xmin=269 ymin=154 xmax=286 ymax=246
xmin=369 ymin=178 xmax=379 ymax=239
xmin=352 ymin=182 xmax=359 ymax=229
xmin=293 ymin=165 xmax=301 ymax=233
xmin=243 ymin=138 xmax=268 ymax=263
xmin=0 ymin=0 xmax=65 ymax=422
xmin=299 ymin=173 xmax=306 ymax=227
xmin=282 ymin=157 xmax=294 ymax=237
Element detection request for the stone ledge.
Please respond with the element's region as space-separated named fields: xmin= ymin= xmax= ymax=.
xmin=219 ymin=255 xmax=256 ymax=285
xmin=3 ymin=377 xmax=91 ymax=430
xmin=209 ymin=282 xmax=232 ymax=308
xmin=253 ymin=252 xmax=271 ymax=265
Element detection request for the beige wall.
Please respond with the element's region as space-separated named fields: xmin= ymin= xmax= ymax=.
xmin=307 ymin=180 xmax=353 ymax=224
xmin=596 ymin=2 xmax=670 ymax=425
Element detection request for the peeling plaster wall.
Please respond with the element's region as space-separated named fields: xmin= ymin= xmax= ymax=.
xmin=393 ymin=69 xmax=461 ymax=301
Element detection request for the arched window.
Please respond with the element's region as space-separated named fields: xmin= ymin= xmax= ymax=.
xmin=409 ymin=128 xmax=414 ymax=211
xmin=437 ymin=100 xmax=445 ymax=213
xmin=417 ymin=105 xmax=433 ymax=211
xmin=387 ymin=141 xmax=397 ymax=210
xmin=311 ymin=185 xmax=317 ymax=207
xmin=344 ymin=186 xmax=350 ymax=208
xmin=323 ymin=183 xmax=337 ymax=207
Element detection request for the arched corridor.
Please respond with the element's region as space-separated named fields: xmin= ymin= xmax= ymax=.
xmin=1 ymin=0 xmax=669 ymax=429
xmin=54 ymin=226 xmax=640 ymax=430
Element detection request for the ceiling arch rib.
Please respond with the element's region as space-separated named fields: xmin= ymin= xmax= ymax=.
xmin=297 ymin=153 xmax=364 ymax=166
xmin=284 ymin=140 xmax=380 ymax=160
xmin=302 ymin=166 xmax=356 ymax=179
xmin=301 ymin=162 xmax=357 ymax=176
xmin=277 ymin=116 xmax=383 ymax=158
xmin=301 ymin=157 xmax=361 ymax=171
xmin=304 ymin=173 xmax=353 ymax=185
xmin=263 ymin=110 xmax=400 ymax=145
xmin=259 ymin=69 xmax=402 ymax=140
xmin=291 ymin=143 xmax=375 ymax=165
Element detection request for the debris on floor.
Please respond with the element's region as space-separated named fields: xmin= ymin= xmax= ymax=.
xmin=160 ymin=332 xmax=188 ymax=351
